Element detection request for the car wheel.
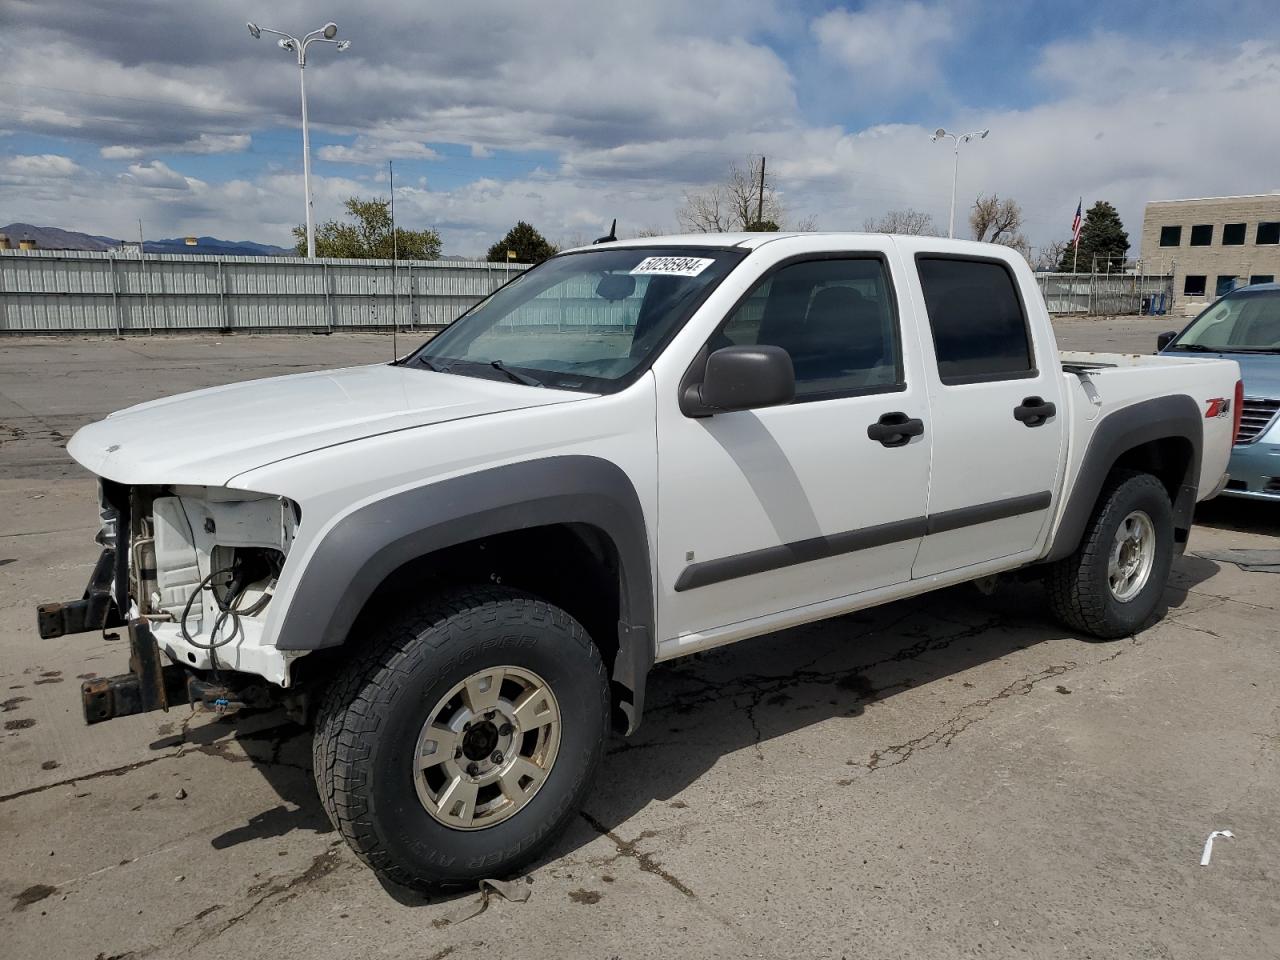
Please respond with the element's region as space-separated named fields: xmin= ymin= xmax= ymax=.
xmin=312 ymin=585 xmax=610 ymax=892
xmin=1046 ymin=469 xmax=1174 ymax=639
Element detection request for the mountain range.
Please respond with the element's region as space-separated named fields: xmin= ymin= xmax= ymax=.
xmin=0 ymin=223 xmax=292 ymax=257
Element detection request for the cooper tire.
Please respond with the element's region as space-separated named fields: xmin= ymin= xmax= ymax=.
xmin=312 ymin=585 xmax=610 ymax=892
xmin=1046 ymin=469 xmax=1174 ymax=639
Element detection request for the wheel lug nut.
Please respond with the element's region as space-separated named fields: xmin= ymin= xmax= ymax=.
xmin=491 ymin=751 xmax=503 ymax=764
xmin=467 ymin=762 xmax=481 ymax=777
xmin=499 ymin=723 xmax=513 ymax=736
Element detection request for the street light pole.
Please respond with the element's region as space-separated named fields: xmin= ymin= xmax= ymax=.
xmin=247 ymin=21 xmax=351 ymax=258
xmin=298 ymin=60 xmax=314 ymax=257
xmin=931 ymin=127 xmax=989 ymax=239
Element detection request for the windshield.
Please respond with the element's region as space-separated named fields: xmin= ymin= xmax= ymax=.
xmin=1169 ymin=289 xmax=1280 ymax=353
xmin=406 ymin=246 xmax=744 ymax=392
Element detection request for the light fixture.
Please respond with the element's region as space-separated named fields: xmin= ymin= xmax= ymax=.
xmin=930 ymin=126 xmax=992 ymax=238
xmin=245 ymin=19 xmax=352 ymax=257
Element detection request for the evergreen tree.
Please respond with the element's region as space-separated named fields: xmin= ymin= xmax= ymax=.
xmin=487 ymin=221 xmax=558 ymax=264
xmin=1058 ymin=201 xmax=1129 ymax=272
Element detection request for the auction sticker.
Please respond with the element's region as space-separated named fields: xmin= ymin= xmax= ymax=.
xmin=630 ymin=256 xmax=715 ymax=277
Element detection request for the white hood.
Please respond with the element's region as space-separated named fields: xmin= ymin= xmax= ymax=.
xmin=67 ymin=363 xmax=586 ymax=486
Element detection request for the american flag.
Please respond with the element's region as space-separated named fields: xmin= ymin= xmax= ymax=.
xmin=1071 ymin=199 xmax=1083 ymax=247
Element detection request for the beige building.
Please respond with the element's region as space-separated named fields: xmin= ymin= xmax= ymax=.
xmin=1140 ymin=194 xmax=1280 ymax=311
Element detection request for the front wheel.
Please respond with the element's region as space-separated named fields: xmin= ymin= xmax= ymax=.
xmin=312 ymin=586 xmax=610 ymax=892
xmin=1046 ymin=469 xmax=1174 ymax=639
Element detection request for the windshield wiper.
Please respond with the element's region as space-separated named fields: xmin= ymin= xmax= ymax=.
xmin=419 ymin=357 xmax=448 ymax=372
xmin=489 ymin=359 xmax=542 ymax=387
xmin=1171 ymin=343 xmax=1212 ymax=351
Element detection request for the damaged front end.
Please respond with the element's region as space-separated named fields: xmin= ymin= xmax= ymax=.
xmin=36 ymin=479 xmax=302 ymax=725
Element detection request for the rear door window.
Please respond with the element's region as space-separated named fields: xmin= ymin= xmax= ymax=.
xmin=916 ymin=257 xmax=1035 ymax=384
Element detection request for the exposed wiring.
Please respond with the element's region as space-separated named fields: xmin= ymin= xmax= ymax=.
xmin=179 ymin=557 xmax=274 ymax=672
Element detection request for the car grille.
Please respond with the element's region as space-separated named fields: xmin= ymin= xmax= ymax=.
xmin=1237 ymin=397 xmax=1280 ymax=444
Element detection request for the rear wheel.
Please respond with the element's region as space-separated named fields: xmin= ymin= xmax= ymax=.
xmin=312 ymin=586 xmax=610 ymax=892
xmin=1046 ymin=470 xmax=1174 ymax=639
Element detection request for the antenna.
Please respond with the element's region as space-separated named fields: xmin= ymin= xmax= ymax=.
xmin=593 ymin=219 xmax=617 ymax=244
xmin=389 ymin=159 xmax=398 ymax=363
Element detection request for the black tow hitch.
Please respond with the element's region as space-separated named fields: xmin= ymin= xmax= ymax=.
xmin=36 ymin=548 xmax=125 ymax=639
xmin=81 ymin=618 xmax=188 ymax=725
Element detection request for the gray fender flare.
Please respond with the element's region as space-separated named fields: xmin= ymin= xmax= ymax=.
xmin=1043 ymin=394 xmax=1203 ymax=563
xmin=275 ymin=455 xmax=654 ymax=731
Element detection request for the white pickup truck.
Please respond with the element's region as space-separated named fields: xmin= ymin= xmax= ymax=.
xmin=40 ymin=233 xmax=1239 ymax=892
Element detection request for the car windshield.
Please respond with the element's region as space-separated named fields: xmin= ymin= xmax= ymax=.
xmin=1170 ymin=289 xmax=1280 ymax=353
xmin=405 ymin=246 xmax=744 ymax=392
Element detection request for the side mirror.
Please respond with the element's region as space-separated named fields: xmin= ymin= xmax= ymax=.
xmin=1156 ymin=330 xmax=1177 ymax=351
xmin=681 ymin=345 xmax=795 ymax=417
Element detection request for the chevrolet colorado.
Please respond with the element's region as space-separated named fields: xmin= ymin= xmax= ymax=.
xmin=39 ymin=233 xmax=1240 ymax=891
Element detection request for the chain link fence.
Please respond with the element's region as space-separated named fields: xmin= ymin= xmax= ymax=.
xmin=1034 ymin=271 xmax=1174 ymax=316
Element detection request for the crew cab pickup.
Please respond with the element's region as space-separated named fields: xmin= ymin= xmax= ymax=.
xmin=40 ymin=233 xmax=1239 ymax=891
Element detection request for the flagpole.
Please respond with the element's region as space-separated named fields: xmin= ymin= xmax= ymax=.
xmin=1072 ymin=196 xmax=1081 ymax=274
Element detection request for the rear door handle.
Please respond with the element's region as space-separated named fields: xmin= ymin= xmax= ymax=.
xmin=1014 ymin=396 xmax=1056 ymax=427
xmin=867 ymin=411 xmax=925 ymax=447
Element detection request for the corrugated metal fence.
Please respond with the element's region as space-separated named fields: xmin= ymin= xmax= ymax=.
xmin=0 ymin=250 xmax=1179 ymax=335
xmin=1034 ymin=272 xmax=1174 ymax=316
xmin=0 ymin=249 xmax=528 ymax=334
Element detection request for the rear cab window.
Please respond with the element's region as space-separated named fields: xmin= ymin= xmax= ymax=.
xmin=915 ymin=256 xmax=1036 ymax=384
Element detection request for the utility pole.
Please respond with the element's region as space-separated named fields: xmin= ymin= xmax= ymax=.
xmin=756 ymin=156 xmax=766 ymax=228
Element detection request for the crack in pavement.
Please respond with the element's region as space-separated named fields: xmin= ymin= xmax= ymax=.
xmin=0 ymin=719 xmax=306 ymax=805
xmin=578 ymin=810 xmax=695 ymax=899
xmin=859 ymin=660 xmax=1079 ymax=775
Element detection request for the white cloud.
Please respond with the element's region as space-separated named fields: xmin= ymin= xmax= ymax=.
xmin=813 ymin=2 xmax=954 ymax=92
xmin=181 ymin=133 xmax=251 ymax=155
xmin=122 ymin=160 xmax=204 ymax=191
xmin=100 ymin=145 xmax=143 ymax=160
xmin=4 ymin=7 xmax=1280 ymax=266
xmin=318 ymin=137 xmax=442 ymax=165
xmin=2 ymin=154 xmax=81 ymax=177
xmin=100 ymin=134 xmax=248 ymax=161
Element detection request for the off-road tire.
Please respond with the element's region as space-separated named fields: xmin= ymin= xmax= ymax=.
xmin=1046 ymin=469 xmax=1174 ymax=639
xmin=312 ymin=585 xmax=610 ymax=892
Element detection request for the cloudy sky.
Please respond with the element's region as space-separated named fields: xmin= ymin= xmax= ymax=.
xmin=2 ymin=0 xmax=1278 ymax=257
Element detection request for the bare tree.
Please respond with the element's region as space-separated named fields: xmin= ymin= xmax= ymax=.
xmin=863 ymin=208 xmax=938 ymax=236
xmin=678 ymin=158 xmax=810 ymax=232
xmin=969 ymin=194 xmax=1023 ymax=243
xmin=1032 ymin=239 xmax=1070 ymax=272
xmin=969 ymin=193 xmax=1031 ymax=261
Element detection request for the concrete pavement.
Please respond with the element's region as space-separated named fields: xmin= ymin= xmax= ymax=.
xmin=1 ymin=317 xmax=1277 ymax=959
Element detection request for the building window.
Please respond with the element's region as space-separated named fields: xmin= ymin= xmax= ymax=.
xmin=1222 ymin=222 xmax=1246 ymax=245
xmin=1257 ymin=222 xmax=1280 ymax=245
xmin=1159 ymin=225 xmax=1182 ymax=247
xmin=1189 ymin=224 xmax=1214 ymax=246
xmin=1250 ymin=275 xmax=1275 ymax=285
xmin=1183 ymin=275 xmax=1207 ymax=297
xmin=1215 ymin=275 xmax=1238 ymax=297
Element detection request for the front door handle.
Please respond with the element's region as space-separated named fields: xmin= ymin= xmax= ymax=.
xmin=1014 ymin=396 xmax=1056 ymax=427
xmin=867 ymin=411 xmax=925 ymax=447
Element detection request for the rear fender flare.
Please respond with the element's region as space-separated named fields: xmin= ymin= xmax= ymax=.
xmin=1044 ymin=394 xmax=1202 ymax=563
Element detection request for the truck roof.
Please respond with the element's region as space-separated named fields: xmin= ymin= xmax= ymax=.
xmin=564 ymin=232 xmax=1011 ymax=255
